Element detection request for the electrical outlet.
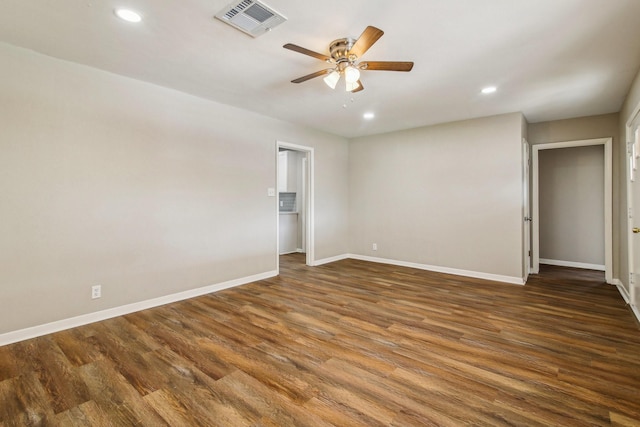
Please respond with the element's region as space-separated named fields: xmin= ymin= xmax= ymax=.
xmin=372 ymin=243 xmax=378 ymax=251
xmin=91 ymin=285 xmax=101 ymax=299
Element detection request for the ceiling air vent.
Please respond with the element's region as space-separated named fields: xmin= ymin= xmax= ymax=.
xmin=215 ymin=0 xmax=287 ymax=38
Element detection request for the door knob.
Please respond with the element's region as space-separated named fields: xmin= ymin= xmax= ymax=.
xmin=634 ymin=227 xmax=640 ymax=234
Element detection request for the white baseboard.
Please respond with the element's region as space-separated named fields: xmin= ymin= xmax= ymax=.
xmin=0 ymin=270 xmax=277 ymax=347
xmin=312 ymin=254 xmax=350 ymax=266
xmin=347 ymin=254 xmax=524 ymax=285
xmin=609 ymin=280 xmax=640 ymax=324
xmin=539 ymin=258 xmax=605 ymax=271
xmin=614 ymin=279 xmax=630 ymax=304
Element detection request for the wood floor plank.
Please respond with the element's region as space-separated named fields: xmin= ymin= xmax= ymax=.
xmin=87 ymin=324 xmax=161 ymax=397
xmin=11 ymin=338 xmax=91 ymax=414
xmin=313 ymin=358 xmax=477 ymax=426
xmin=0 ymin=254 xmax=639 ymax=425
xmin=0 ymin=346 xmax=22 ymax=383
xmin=135 ymin=318 xmax=235 ymax=381
xmin=79 ymin=359 xmax=168 ymax=426
xmin=214 ymin=369 xmax=333 ymax=427
xmin=52 ymin=328 xmax=105 ymax=368
xmin=390 ymin=367 xmax=531 ymax=427
xmin=610 ymin=411 xmax=640 ymax=427
xmin=0 ymin=377 xmax=23 ymax=425
xmin=196 ymin=337 xmax=315 ymax=404
xmin=142 ymin=348 xmax=257 ymax=427
xmin=10 ymin=372 xmax=57 ymax=426
xmin=54 ymin=400 xmax=115 ymax=426
xmin=144 ymin=388 xmax=223 ymax=427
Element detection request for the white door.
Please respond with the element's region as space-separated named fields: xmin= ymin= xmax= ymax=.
xmin=523 ymin=139 xmax=531 ymax=281
xmin=628 ymin=115 xmax=640 ymax=310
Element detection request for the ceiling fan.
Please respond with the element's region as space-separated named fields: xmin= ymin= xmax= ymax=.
xmin=283 ymin=26 xmax=414 ymax=93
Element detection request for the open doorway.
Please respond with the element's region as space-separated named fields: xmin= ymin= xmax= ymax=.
xmin=531 ymin=137 xmax=612 ymax=283
xmin=276 ymin=141 xmax=314 ymax=271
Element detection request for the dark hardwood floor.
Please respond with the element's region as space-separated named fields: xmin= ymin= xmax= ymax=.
xmin=1 ymin=254 xmax=639 ymax=426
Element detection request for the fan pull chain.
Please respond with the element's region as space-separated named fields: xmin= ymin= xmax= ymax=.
xmin=342 ymin=97 xmax=356 ymax=109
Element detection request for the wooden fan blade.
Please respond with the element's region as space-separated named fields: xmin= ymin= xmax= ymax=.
xmin=291 ymin=69 xmax=332 ymax=84
xmin=283 ymin=43 xmax=330 ymax=62
xmin=349 ymin=26 xmax=384 ymax=59
xmin=351 ymin=80 xmax=364 ymax=93
xmin=360 ymin=61 xmax=414 ymax=71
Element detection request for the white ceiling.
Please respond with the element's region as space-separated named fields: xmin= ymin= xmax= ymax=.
xmin=2 ymin=0 xmax=640 ymax=138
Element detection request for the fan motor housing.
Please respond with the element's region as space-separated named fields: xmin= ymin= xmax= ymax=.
xmin=329 ymin=38 xmax=357 ymax=63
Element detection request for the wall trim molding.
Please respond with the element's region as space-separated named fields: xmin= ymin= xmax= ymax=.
xmin=315 ymin=254 xmax=524 ymax=284
xmin=610 ymin=280 xmax=640 ymax=323
xmin=347 ymin=254 xmax=524 ymax=285
xmin=313 ymin=254 xmax=350 ymax=266
xmin=0 ymin=270 xmax=277 ymax=347
xmin=539 ymin=258 xmax=606 ymax=272
xmin=615 ymin=279 xmax=630 ymax=304
xmin=279 ymin=250 xmax=298 ymax=255
xmin=611 ymin=278 xmax=623 ymax=287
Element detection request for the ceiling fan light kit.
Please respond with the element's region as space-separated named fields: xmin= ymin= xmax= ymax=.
xmin=284 ymin=26 xmax=414 ymax=93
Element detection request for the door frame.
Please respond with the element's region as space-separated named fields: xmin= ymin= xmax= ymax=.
xmin=276 ymin=141 xmax=314 ymax=271
xmin=523 ymin=139 xmax=531 ymax=282
xmin=531 ymin=137 xmax=613 ymax=283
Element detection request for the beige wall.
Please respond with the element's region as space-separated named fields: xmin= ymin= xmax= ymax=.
xmin=528 ymin=114 xmax=620 ymax=145
xmin=0 ymin=43 xmax=349 ymax=335
xmin=349 ymin=113 xmax=525 ymax=280
xmin=528 ymin=113 xmax=620 ymax=277
xmin=3 ymin=36 xmax=639 ymax=339
xmin=538 ymin=145 xmax=605 ymax=266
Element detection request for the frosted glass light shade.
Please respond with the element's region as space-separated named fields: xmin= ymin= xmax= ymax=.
xmin=345 ymin=80 xmax=361 ymax=92
xmin=344 ymin=66 xmax=360 ymax=83
xmin=323 ymin=71 xmax=340 ymax=89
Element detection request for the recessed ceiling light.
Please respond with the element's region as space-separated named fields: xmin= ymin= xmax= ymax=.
xmin=115 ymin=9 xmax=142 ymax=23
xmin=363 ymin=112 xmax=375 ymax=120
xmin=481 ymin=86 xmax=497 ymax=94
